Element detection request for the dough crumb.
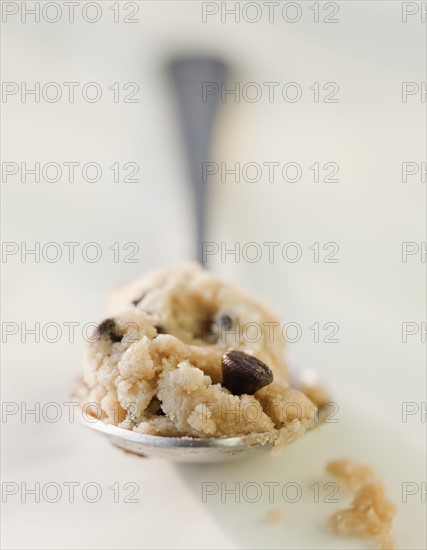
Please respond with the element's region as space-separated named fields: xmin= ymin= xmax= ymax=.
xmin=266 ymin=508 xmax=284 ymax=525
xmin=377 ymin=533 xmax=398 ymax=550
xmin=326 ymin=457 xmax=377 ymax=491
xmin=326 ymin=458 xmax=397 ymax=549
xmin=329 ymin=482 xmax=396 ymax=538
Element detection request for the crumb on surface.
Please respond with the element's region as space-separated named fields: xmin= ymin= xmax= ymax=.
xmin=377 ymin=533 xmax=398 ymax=550
xmin=329 ymin=482 xmax=396 ymax=537
xmin=326 ymin=458 xmax=397 ymax=549
xmin=326 ymin=457 xmax=378 ymax=491
xmin=266 ymin=508 xmax=284 ymax=525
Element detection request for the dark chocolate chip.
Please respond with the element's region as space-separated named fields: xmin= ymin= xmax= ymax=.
xmin=147 ymin=397 xmax=165 ymax=416
xmin=221 ymin=350 xmax=273 ymax=395
xmin=218 ymin=314 xmax=233 ymax=330
xmin=155 ymin=325 xmax=167 ymax=335
xmin=132 ymin=293 xmax=146 ymax=306
xmin=201 ymin=314 xmax=235 ymax=343
xmin=96 ymin=318 xmax=123 ymax=343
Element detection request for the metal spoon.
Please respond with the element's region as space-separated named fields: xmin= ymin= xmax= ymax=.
xmin=78 ymin=417 xmax=276 ymax=462
xmin=168 ymin=56 xmax=227 ymax=262
xmin=77 ymin=367 xmax=328 ymax=462
xmin=79 ymin=417 xmax=326 ymax=463
xmin=77 ymin=58 xmax=327 ymax=462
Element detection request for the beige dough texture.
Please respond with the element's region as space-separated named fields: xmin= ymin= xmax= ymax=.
xmin=78 ymin=262 xmax=318 ymax=445
xmin=326 ymin=458 xmax=397 ymax=549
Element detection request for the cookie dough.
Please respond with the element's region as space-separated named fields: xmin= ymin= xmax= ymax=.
xmin=78 ymin=262 xmax=318 ymax=444
xmin=326 ymin=458 xmax=397 ymax=549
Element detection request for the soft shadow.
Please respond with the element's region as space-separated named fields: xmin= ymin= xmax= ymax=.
xmin=173 ymin=425 xmax=352 ymax=550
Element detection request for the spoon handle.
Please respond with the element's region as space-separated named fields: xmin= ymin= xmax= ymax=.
xmin=169 ymin=57 xmax=227 ymax=263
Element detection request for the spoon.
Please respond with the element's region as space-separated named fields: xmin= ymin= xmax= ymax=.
xmin=78 ymin=417 xmax=276 ymax=462
xmin=168 ymin=56 xmax=227 ymax=262
xmin=76 ymin=58 xmax=328 ymax=462
xmin=77 ymin=367 xmax=329 ymax=462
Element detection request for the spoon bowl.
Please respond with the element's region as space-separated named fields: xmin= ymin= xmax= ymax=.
xmin=79 ymin=417 xmax=277 ymax=462
xmin=77 ymin=399 xmax=328 ymax=463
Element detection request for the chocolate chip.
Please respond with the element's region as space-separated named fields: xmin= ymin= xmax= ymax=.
xmin=147 ymin=397 xmax=165 ymax=416
xmin=201 ymin=314 xmax=235 ymax=343
xmin=96 ymin=318 xmax=123 ymax=343
xmin=155 ymin=325 xmax=167 ymax=335
xmin=221 ymin=350 xmax=273 ymax=395
xmin=218 ymin=314 xmax=233 ymax=330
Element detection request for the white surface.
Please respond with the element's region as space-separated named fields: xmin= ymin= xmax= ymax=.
xmin=1 ymin=1 xmax=426 ymax=549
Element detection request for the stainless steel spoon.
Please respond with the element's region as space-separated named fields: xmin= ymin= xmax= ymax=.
xmin=77 ymin=366 xmax=328 ymax=462
xmin=78 ymin=393 xmax=328 ymax=463
xmin=168 ymin=56 xmax=227 ymax=262
xmin=78 ymin=417 xmax=277 ymax=462
xmin=77 ymin=58 xmax=327 ymax=462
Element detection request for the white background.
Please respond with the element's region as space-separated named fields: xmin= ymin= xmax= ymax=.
xmin=1 ymin=1 xmax=426 ymax=549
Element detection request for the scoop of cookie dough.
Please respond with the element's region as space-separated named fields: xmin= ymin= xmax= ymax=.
xmin=79 ymin=262 xmax=317 ymax=445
